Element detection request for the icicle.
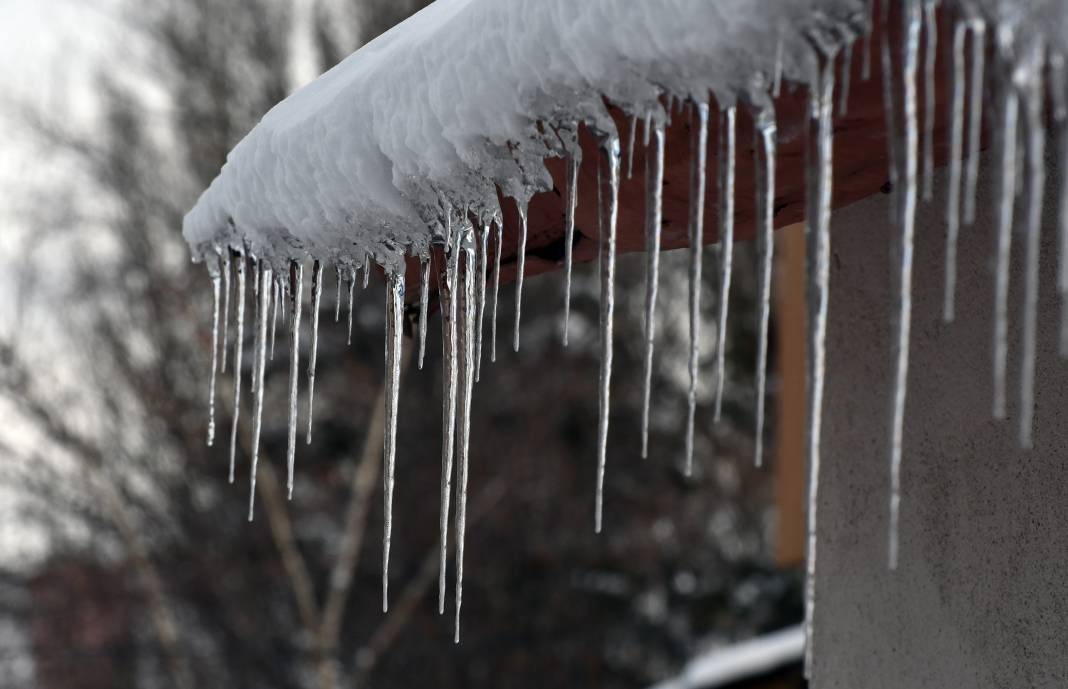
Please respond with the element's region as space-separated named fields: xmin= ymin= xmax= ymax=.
xmin=1054 ymin=57 xmax=1068 ymax=357
xmin=491 ymin=220 xmax=503 ymax=362
xmin=437 ymin=223 xmax=459 ymax=615
xmin=713 ymin=105 xmax=736 ymax=424
xmin=286 ymin=261 xmax=304 ymax=498
xmin=221 ymin=253 xmax=231 ymax=373
xmin=881 ymin=9 xmax=900 ymax=224
xmin=228 ymin=254 xmax=247 ymax=485
xmin=454 ymin=230 xmax=476 ymax=642
xmin=280 ymin=272 xmax=288 ymax=325
xmin=943 ymin=20 xmax=967 ymax=323
xmin=418 ymin=255 xmax=431 ymax=370
xmin=363 ymin=252 xmax=371 ymax=289
xmin=921 ymin=0 xmax=938 ymax=202
xmin=962 ymin=18 xmax=986 ymax=225
xmin=347 ymin=268 xmax=356 ymax=347
xmin=1017 ymin=42 xmax=1046 ymax=450
xmin=306 ymin=261 xmax=323 ymax=445
xmin=802 ymin=36 xmax=837 ymax=680
xmin=334 ymin=266 xmax=342 ymax=323
xmin=626 ymin=113 xmax=638 ymax=180
xmin=640 ymin=120 xmax=666 ymax=459
xmin=684 ymin=102 xmax=709 ymax=477
xmin=991 ymin=28 xmax=1019 ymax=422
xmin=382 ymin=268 xmax=405 ymax=614
xmin=563 ymin=150 xmax=580 ymax=346
xmin=772 ymin=26 xmax=784 ymax=98
xmin=753 ymin=112 xmax=777 ymax=467
xmin=838 ymin=41 xmax=854 ymax=116
xmin=207 ymin=263 xmax=221 ymax=447
xmin=270 ymin=277 xmax=280 ymax=360
xmin=513 ymin=201 xmax=529 ymax=352
xmin=250 ymin=259 xmax=262 ymax=397
xmin=249 ymin=263 xmax=272 ymax=521
xmin=475 ymin=223 xmax=489 ymax=382
xmin=594 ymin=134 xmax=621 ymax=534
xmin=888 ymin=0 xmax=922 ymax=572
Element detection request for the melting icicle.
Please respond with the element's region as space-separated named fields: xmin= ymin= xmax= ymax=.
xmin=888 ymin=0 xmax=922 ymax=572
xmin=474 ymin=223 xmax=489 ymax=382
xmin=594 ymin=134 xmax=621 ymax=534
xmin=943 ymin=20 xmax=967 ymax=322
xmin=626 ymin=113 xmax=638 ymax=180
xmin=286 ymin=261 xmax=304 ymax=498
xmin=684 ymin=102 xmax=709 ymax=477
xmin=802 ymin=36 xmax=837 ymax=679
xmin=228 ymin=255 xmax=247 ymax=485
xmin=207 ymin=262 xmax=221 ymax=447
xmin=249 ymin=263 xmax=273 ymax=521
xmin=513 ymin=201 xmax=529 ymax=352
xmin=640 ymin=120 xmax=666 ymax=459
xmin=382 ymin=268 xmax=405 ymax=613
xmin=347 ymin=268 xmax=356 ymax=346
xmin=270 ymin=277 xmax=280 ymax=360
xmin=563 ymin=150 xmax=579 ymax=346
xmin=962 ymin=18 xmax=986 ymax=226
xmin=491 ymin=220 xmax=503 ymax=362
xmin=418 ymin=255 xmax=431 ymax=370
xmin=991 ymin=28 xmax=1018 ymax=422
xmin=306 ymin=261 xmax=323 ymax=445
xmin=437 ymin=223 xmax=459 ymax=615
xmin=921 ymin=0 xmax=938 ymax=202
xmin=753 ymin=112 xmax=777 ymax=467
xmin=454 ymin=230 xmax=476 ymax=643
xmin=221 ymin=253 xmax=232 ymax=373
xmin=713 ymin=105 xmax=736 ymax=424
xmin=1018 ymin=42 xmax=1045 ymax=450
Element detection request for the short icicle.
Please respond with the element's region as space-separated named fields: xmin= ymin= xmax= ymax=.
xmin=454 ymin=230 xmax=476 ymax=643
xmin=382 ymin=268 xmax=405 ymax=614
xmin=334 ymin=266 xmax=342 ymax=323
xmin=228 ymin=254 xmax=247 ymax=485
xmin=249 ymin=263 xmax=272 ymax=521
xmin=207 ymin=260 xmax=221 ymax=447
xmin=626 ymin=113 xmax=638 ymax=180
xmin=640 ymin=119 xmax=666 ymax=459
xmin=888 ymin=0 xmax=922 ymax=572
xmin=306 ymin=260 xmax=323 ymax=445
xmin=563 ymin=150 xmax=580 ymax=346
xmin=490 ymin=220 xmax=503 ymax=362
xmin=286 ymin=261 xmax=304 ymax=498
xmin=513 ymin=201 xmax=529 ymax=352
xmin=437 ymin=221 xmax=460 ymax=615
xmin=474 ymin=223 xmax=489 ymax=382
xmin=802 ymin=36 xmax=837 ymax=680
xmin=943 ymin=19 xmax=967 ymax=322
xmin=270 ymin=276 xmax=280 ymax=360
xmin=753 ymin=111 xmax=777 ymax=467
xmin=347 ymin=267 xmax=356 ymax=347
xmin=594 ymin=134 xmax=621 ymax=534
xmin=962 ymin=17 xmax=986 ymax=225
xmin=684 ymin=102 xmax=709 ymax=477
xmin=363 ymin=252 xmax=371 ymax=289
xmin=713 ymin=105 xmax=736 ymax=424
xmin=418 ymin=254 xmax=431 ymax=370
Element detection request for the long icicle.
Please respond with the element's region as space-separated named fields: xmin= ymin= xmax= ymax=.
xmin=802 ymin=37 xmax=837 ymax=680
xmin=491 ymin=220 xmax=503 ymax=362
xmin=475 ymin=223 xmax=489 ymax=382
xmin=640 ymin=119 xmax=666 ymax=459
xmin=437 ymin=220 xmax=459 ymax=615
xmin=286 ymin=261 xmax=304 ymax=498
xmin=889 ymin=0 xmax=922 ymax=572
xmin=563 ymin=149 xmax=580 ymax=346
xmin=306 ymin=261 xmax=323 ymax=445
xmin=382 ymin=267 xmax=405 ymax=614
xmin=1017 ymin=41 xmax=1046 ymax=450
xmin=684 ymin=102 xmax=709 ymax=477
xmin=418 ymin=254 xmax=431 ymax=370
xmin=347 ymin=267 xmax=356 ymax=346
xmin=249 ymin=263 xmax=272 ymax=521
xmin=228 ymin=254 xmax=247 ymax=485
xmin=454 ymin=229 xmax=476 ymax=642
xmin=943 ymin=20 xmax=967 ymax=322
xmin=513 ymin=201 xmax=529 ymax=352
xmin=207 ymin=261 xmax=221 ymax=447
xmin=594 ymin=134 xmax=621 ymax=534
xmin=991 ymin=27 xmax=1019 ymax=422
xmin=221 ymin=252 xmax=231 ymax=373
xmin=921 ymin=0 xmax=938 ymax=201
xmin=962 ymin=18 xmax=986 ymax=225
xmin=713 ymin=105 xmax=736 ymax=424
xmin=753 ymin=111 xmax=777 ymax=467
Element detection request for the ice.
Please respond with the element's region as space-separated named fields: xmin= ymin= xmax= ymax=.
xmin=347 ymin=267 xmax=356 ymax=346
xmin=207 ymin=264 xmax=221 ymax=447
xmin=249 ymin=263 xmax=273 ymax=521
xmin=437 ymin=219 xmax=459 ymax=614
xmin=221 ymin=253 xmax=231 ymax=373
xmin=490 ymin=221 xmax=502 ymax=363
xmin=513 ymin=201 xmax=529 ymax=353
xmin=334 ymin=265 xmax=342 ymax=323
xmin=306 ymin=260 xmax=323 ymax=445
xmin=453 ymin=229 xmax=476 ymax=641
xmin=418 ymin=254 xmax=430 ymax=370
xmin=713 ymin=105 xmax=736 ymax=425
xmin=270 ymin=276 xmax=280 ymax=359
xmin=382 ymin=268 xmax=405 ymax=613
xmin=962 ymin=18 xmax=986 ymax=226
xmin=229 ymin=254 xmax=247 ymax=485
xmin=563 ymin=147 xmax=580 ymax=347
xmin=641 ymin=119 xmax=666 ymax=460
xmin=1054 ymin=57 xmax=1068 ymax=356
xmin=753 ymin=110 xmax=776 ymax=468
xmin=286 ymin=261 xmax=304 ymax=498
xmin=684 ymin=103 xmax=709 ymax=478
xmin=474 ymin=223 xmax=489 ymax=382
xmin=594 ymin=135 xmax=620 ymax=534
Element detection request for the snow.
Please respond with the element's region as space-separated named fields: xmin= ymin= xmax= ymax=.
xmin=648 ymin=625 xmax=805 ymax=689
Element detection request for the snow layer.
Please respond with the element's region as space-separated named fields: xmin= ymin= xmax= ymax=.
xmin=183 ymin=0 xmax=868 ymax=270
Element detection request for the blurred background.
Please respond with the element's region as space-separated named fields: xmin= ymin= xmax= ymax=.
xmin=0 ymin=1 xmax=807 ymax=687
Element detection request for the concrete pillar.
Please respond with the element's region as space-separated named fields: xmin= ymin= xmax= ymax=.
xmin=812 ymin=157 xmax=1068 ymax=687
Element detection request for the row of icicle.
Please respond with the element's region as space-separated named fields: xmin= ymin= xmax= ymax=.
xmin=199 ymin=0 xmax=1068 ymax=672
